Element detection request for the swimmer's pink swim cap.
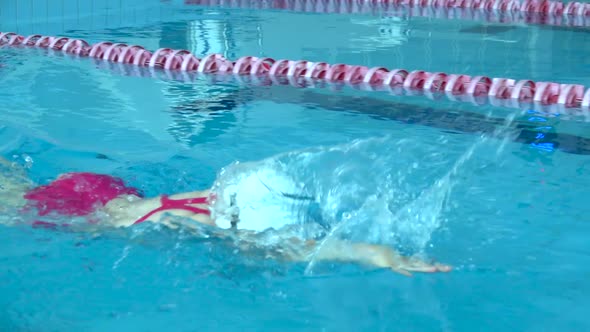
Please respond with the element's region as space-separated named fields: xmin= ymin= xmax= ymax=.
xmin=24 ymin=172 xmax=142 ymax=216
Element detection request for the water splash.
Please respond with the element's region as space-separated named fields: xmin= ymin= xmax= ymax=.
xmin=301 ymin=134 xmax=491 ymax=275
xmin=209 ymin=109 xmax=520 ymax=274
xmin=302 ymin=109 xmax=520 ymax=273
xmin=211 ymin=134 xmax=465 ymax=243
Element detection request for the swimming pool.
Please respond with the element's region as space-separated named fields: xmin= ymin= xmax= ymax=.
xmin=1 ymin=0 xmax=590 ymax=331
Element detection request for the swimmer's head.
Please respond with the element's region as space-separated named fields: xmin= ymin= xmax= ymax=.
xmin=209 ymin=162 xmax=308 ymax=232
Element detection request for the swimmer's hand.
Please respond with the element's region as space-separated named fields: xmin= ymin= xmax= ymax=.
xmin=309 ymin=240 xmax=451 ymax=277
xmin=353 ymin=243 xmax=452 ymax=277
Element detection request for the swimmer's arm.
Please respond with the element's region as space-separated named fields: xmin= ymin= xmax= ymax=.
xmin=297 ymin=239 xmax=451 ymax=276
xmin=219 ymin=232 xmax=451 ymax=276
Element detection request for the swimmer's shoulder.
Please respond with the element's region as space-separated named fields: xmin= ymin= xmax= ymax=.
xmin=168 ymin=189 xmax=211 ymax=200
xmin=103 ymin=194 xmax=151 ymax=227
xmin=103 ymin=191 xmax=214 ymax=228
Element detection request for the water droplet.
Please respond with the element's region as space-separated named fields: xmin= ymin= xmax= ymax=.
xmin=23 ymin=155 xmax=34 ymax=168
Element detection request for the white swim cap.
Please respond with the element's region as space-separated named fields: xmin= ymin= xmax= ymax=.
xmin=210 ymin=161 xmax=307 ymax=232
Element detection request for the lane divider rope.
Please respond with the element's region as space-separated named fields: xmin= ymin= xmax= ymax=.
xmin=92 ymin=58 xmax=589 ymax=117
xmin=183 ymin=0 xmax=590 ymax=29
xmin=1 ymin=31 xmax=589 ymax=111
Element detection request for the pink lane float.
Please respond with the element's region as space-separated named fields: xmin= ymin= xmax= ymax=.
xmin=1 ymin=32 xmax=589 ymax=111
xmin=184 ymin=0 xmax=590 ymax=28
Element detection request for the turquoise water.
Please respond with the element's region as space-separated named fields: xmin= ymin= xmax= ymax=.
xmin=1 ymin=1 xmax=590 ymax=331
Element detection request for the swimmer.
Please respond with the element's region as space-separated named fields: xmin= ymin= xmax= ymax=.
xmin=0 ymin=156 xmax=451 ymax=276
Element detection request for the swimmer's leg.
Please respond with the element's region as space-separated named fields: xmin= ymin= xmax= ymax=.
xmin=0 ymin=156 xmax=34 ymax=211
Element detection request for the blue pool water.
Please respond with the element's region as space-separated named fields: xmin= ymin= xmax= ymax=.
xmin=1 ymin=1 xmax=590 ymax=331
